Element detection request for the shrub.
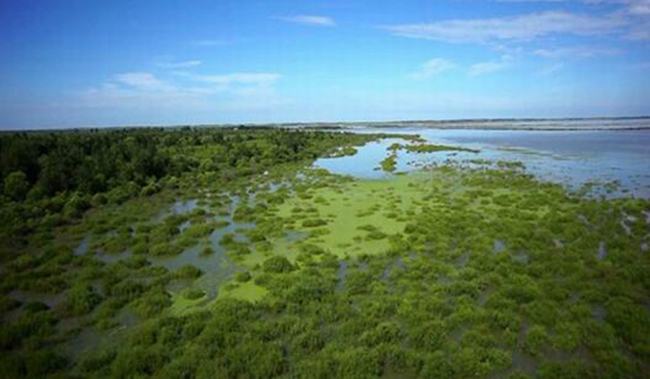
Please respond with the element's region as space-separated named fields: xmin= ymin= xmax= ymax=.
xmin=302 ymin=219 xmax=327 ymax=228
xmin=133 ymin=289 xmax=171 ymax=317
xmin=182 ymin=288 xmax=206 ymax=300
xmin=3 ymin=171 xmax=29 ymax=201
xmin=150 ymin=243 xmax=182 ymax=256
xmin=236 ymin=271 xmax=252 ymax=282
xmin=64 ymin=283 xmax=102 ymax=316
xmin=175 ymin=265 xmax=203 ymax=279
xmin=262 ymin=256 xmax=295 ymax=273
xmin=200 ymin=246 xmax=214 ymax=256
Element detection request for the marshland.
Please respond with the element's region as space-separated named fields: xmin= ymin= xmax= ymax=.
xmin=0 ymin=123 xmax=648 ymax=378
xmin=2 ymin=1 xmax=650 ymax=377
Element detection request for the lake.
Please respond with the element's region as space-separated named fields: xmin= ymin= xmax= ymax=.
xmin=315 ymin=127 xmax=650 ymax=198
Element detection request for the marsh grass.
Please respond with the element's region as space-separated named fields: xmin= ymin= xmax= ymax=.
xmin=1 ymin=131 xmax=648 ymax=378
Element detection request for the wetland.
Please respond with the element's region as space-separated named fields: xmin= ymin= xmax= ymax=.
xmin=0 ymin=125 xmax=648 ymax=378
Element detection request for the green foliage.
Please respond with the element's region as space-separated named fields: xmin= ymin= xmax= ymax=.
xmin=133 ymin=288 xmax=171 ymax=317
xmin=302 ymin=218 xmax=327 ymax=227
xmin=262 ymin=256 xmax=295 ymax=273
xmin=200 ymin=245 xmax=214 ymax=256
xmin=175 ymin=264 xmax=203 ymax=279
xmin=1 ymin=129 xmax=649 ymax=379
xmin=380 ymin=154 xmax=397 ymax=172
xmin=235 ymin=271 xmax=252 ymax=282
xmin=64 ymin=283 xmax=103 ymax=316
xmin=182 ymin=288 xmax=206 ymax=300
xmin=524 ymin=325 xmax=549 ymax=356
xmin=3 ymin=170 xmax=29 ymax=201
xmin=398 ymin=143 xmax=479 ymax=154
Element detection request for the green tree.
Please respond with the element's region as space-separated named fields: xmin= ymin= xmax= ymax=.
xmin=3 ymin=171 xmax=29 ymax=201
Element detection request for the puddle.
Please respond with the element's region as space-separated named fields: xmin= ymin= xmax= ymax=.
xmin=511 ymin=350 xmax=538 ymax=376
xmin=478 ymin=287 xmax=493 ymax=306
xmin=286 ymin=230 xmax=308 ymax=243
xmin=456 ymin=252 xmax=470 ymax=267
xmin=73 ymin=236 xmax=90 ymax=256
xmin=62 ymin=326 xmax=102 ymax=358
xmin=9 ymin=289 xmax=64 ymax=309
xmin=337 ymin=261 xmax=348 ymax=291
xmin=172 ymin=199 xmax=199 ymax=214
xmin=512 ymin=252 xmax=529 ymax=264
xmin=592 ymin=304 xmax=607 ymax=322
xmin=178 ymin=220 xmax=191 ymax=233
xmin=493 ymin=240 xmax=506 ymax=254
xmin=597 ymin=241 xmax=607 ymax=260
xmin=96 ymin=250 xmax=133 ymax=264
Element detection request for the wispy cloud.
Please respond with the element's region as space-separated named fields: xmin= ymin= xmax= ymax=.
xmin=277 ymin=15 xmax=335 ymax=27
xmin=191 ymin=72 xmax=281 ymax=86
xmin=624 ymin=0 xmax=650 ymax=16
xmin=538 ymin=62 xmax=565 ymax=76
xmin=384 ymin=11 xmax=624 ymax=44
xmin=496 ymin=0 xmax=649 ymax=15
xmin=191 ymin=39 xmax=231 ymax=47
xmin=113 ymin=72 xmax=171 ymax=90
xmin=409 ymin=58 xmax=456 ymax=79
xmin=156 ymin=60 xmax=202 ymax=69
xmin=468 ymin=55 xmax=513 ymax=76
xmin=468 ymin=61 xmax=509 ymax=76
xmin=78 ymin=71 xmax=284 ymax=113
xmin=533 ymin=46 xmax=620 ymax=58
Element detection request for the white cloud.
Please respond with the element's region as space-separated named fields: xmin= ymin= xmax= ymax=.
xmin=192 ymin=72 xmax=281 ymax=86
xmin=626 ymin=0 xmax=650 ymax=15
xmin=385 ymin=11 xmax=624 ymax=43
xmin=533 ymin=46 xmax=620 ymax=58
xmin=156 ymin=60 xmax=202 ymax=69
xmin=625 ymin=17 xmax=650 ymax=39
xmin=409 ymin=58 xmax=456 ymax=79
xmin=113 ymin=72 xmax=170 ymax=90
xmin=497 ymin=0 xmax=649 ymax=14
xmin=468 ymin=55 xmax=513 ymax=76
xmin=78 ymin=71 xmax=284 ymax=113
xmin=538 ymin=62 xmax=565 ymax=75
xmin=468 ymin=61 xmax=509 ymax=76
xmin=191 ymin=39 xmax=230 ymax=47
xmin=277 ymin=15 xmax=335 ymax=27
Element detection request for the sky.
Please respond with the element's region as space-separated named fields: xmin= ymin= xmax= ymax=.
xmin=0 ymin=0 xmax=649 ymax=129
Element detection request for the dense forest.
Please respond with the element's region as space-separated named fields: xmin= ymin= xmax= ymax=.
xmin=0 ymin=128 xmax=373 ymax=248
xmin=0 ymin=127 xmax=648 ymax=378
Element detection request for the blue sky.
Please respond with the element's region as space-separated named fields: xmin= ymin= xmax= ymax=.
xmin=1 ymin=0 xmax=649 ymax=128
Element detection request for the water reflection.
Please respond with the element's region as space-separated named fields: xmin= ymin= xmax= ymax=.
xmin=314 ymin=128 xmax=650 ymax=197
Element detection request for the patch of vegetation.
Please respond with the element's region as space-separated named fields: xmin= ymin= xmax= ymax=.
xmin=380 ymin=153 xmax=398 ymax=172
xmin=0 ymin=129 xmax=648 ymax=379
xmin=394 ymin=143 xmax=479 ymax=154
xmin=262 ymin=256 xmax=295 ymax=273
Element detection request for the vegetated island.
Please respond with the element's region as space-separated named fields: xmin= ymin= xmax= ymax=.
xmin=379 ymin=142 xmax=479 ymax=172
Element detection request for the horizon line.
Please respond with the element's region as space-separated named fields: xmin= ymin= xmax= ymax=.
xmin=1 ymin=115 xmax=649 ymax=132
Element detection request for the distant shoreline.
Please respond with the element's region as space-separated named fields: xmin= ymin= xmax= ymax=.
xmin=2 ymin=116 xmax=650 ymax=132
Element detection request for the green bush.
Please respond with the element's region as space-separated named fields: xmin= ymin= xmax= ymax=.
xmin=182 ymin=288 xmax=206 ymax=300
xmin=64 ymin=283 xmax=102 ymax=316
xmin=302 ymin=218 xmax=327 ymax=228
xmin=235 ymin=271 xmax=252 ymax=282
xmin=262 ymin=256 xmax=295 ymax=273
xmin=175 ymin=265 xmax=203 ymax=279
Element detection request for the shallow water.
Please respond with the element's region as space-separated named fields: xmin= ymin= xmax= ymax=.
xmin=73 ymin=236 xmax=90 ymax=256
xmin=315 ymin=128 xmax=650 ymax=197
xmin=150 ymin=195 xmax=255 ymax=299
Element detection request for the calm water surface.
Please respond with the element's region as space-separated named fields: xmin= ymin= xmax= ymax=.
xmin=315 ymin=128 xmax=650 ymax=197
